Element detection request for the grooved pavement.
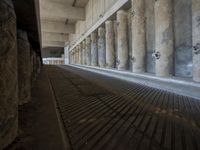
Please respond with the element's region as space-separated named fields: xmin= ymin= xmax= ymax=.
xmin=46 ymin=65 xmax=200 ymax=150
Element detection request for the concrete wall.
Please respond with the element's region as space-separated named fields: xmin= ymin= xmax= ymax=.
xmin=42 ymin=47 xmax=64 ymax=58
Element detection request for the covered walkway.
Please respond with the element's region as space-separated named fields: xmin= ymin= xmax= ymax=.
xmin=43 ymin=65 xmax=200 ymax=150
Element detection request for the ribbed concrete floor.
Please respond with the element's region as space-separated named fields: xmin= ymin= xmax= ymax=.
xmin=47 ymin=65 xmax=200 ymax=150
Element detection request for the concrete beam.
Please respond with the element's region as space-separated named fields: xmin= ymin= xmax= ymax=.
xmin=41 ymin=21 xmax=75 ymax=34
xmin=42 ymin=41 xmax=65 ymax=48
xmin=69 ymin=0 xmax=129 ymax=51
xmin=42 ymin=32 xmax=69 ymax=42
xmin=40 ymin=1 xmax=85 ymax=21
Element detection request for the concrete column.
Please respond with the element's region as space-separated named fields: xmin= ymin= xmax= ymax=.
xmin=82 ymin=40 xmax=86 ymax=65
xmin=105 ymin=20 xmax=115 ymax=68
xmin=114 ymin=20 xmax=118 ymax=67
xmin=117 ymin=10 xmax=129 ymax=70
xmin=72 ymin=51 xmax=74 ymax=64
xmin=155 ymin=0 xmax=174 ymax=77
xmin=0 ymin=0 xmax=18 ymax=148
xmin=86 ymin=36 xmax=91 ymax=65
xmin=98 ymin=27 xmax=106 ymax=67
xmin=76 ymin=47 xmax=79 ymax=64
xmin=192 ymin=0 xmax=200 ymax=82
xmin=64 ymin=46 xmax=69 ymax=64
xmin=78 ymin=44 xmax=82 ymax=64
xmin=131 ymin=0 xmax=146 ymax=73
xmin=91 ymin=32 xmax=98 ymax=66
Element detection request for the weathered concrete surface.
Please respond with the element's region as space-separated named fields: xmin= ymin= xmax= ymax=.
xmin=91 ymin=32 xmax=98 ymax=66
xmin=192 ymin=0 xmax=200 ymax=82
xmin=145 ymin=0 xmax=155 ymax=74
xmin=155 ymin=0 xmax=174 ymax=77
xmin=131 ymin=0 xmax=146 ymax=73
xmin=78 ymin=44 xmax=82 ymax=64
xmin=105 ymin=21 xmax=115 ymax=68
xmin=0 ymin=0 xmax=18 ymax=149
xmin=113 ymin=21 xmax=118 ymax=67
xmin=174 ymin=0 xmax=192 ymax=78
xmin=98 ymin=27 xmax=106 ymax=68
xmin=17 ymin=29 xmax=31 ymax=105
xmin=82 ymin=40 xmax=86 ymax=65
xmin=86 ymin=36 xmax=91 ymax=66
xmin=117 ymin=10 xmax=128 ymax=71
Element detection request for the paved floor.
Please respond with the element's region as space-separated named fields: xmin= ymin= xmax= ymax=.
xmin=6 ymin=66 xmax=65 ymax=150
xmin=46 ymin=65 xmax=200 ymax=150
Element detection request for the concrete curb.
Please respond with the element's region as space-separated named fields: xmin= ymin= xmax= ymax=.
xmin=67 ymin=64 xmax=200 ymax=100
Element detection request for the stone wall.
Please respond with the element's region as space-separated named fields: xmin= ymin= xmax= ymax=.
xmin=0 ymin=0 xmax=18 ymax=149
xmin=17 ymin=29 xmax=31 ymax=105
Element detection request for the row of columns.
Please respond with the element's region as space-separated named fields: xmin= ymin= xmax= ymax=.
xmin=70 ymin=0 xmax=200 ymax=82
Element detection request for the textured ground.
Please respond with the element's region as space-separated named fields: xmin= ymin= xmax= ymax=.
xmin=6 ymin=66 xmax=65 ymax=150
xmin=6 ymin=65 xmax=200 ymax=150
xmin=46 ymin=65 xmax=200 ymax=150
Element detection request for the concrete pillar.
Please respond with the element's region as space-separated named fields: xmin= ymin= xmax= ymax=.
xmin=78 ymin=44 xmax=82 ymax=64
xmin=0 ymin=0 xmax=18 ymax=149
xmin=82 ymin=40 xmax=86 ymax=65
xmin=155 ymin=0 xmax=174 ymax=77
xmin=114 ymin=20 xmax=118 ymax=67
xmin=64 ymin=46 xmax=69 ymax=64
xmin=86 ymin=36 xmax=91 ymax=65
xmin=192 ymin=0 xmax=200 ymax=82
xmin=72 ymin=51 xmax=74 ymax=64
xmin=91 ymin=32 xmax=98 ymax=66
xmin=98 ymin=27 xmax=106 ymax=67
xmin=117 ymin=10 xmax=129 ymax=70
xmin=131 ymin=0 xmax=146 ymax=73
xmin=17 ymin=29 xmax=31 ymax=105
xmin=76 ymin=47 xmax=79 ymax=64
xmin=105 ymin=20 xmax=115 ymax=68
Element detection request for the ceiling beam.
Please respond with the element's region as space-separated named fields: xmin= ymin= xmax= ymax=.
xmin=40 ymin=1 xmax=85 ymax=21
xmin=42 ymin=32 xmax=69 ymax=42
xmin=42 ymin=40 xmax=65 ymax=48
xmin=41 ymin=21 xmax=75 ymax=34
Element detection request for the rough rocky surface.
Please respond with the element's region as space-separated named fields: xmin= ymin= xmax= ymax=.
xmin=0 ymin=0 xmax=18 ymax=149
xmin=17 ymin=29 xmax=31 ymax=105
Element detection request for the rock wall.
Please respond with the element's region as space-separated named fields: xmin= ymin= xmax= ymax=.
xmin=17 ymin=29 xmax=31 ymax=105
xmin=0 ymin=0 xmax=18 ymax=149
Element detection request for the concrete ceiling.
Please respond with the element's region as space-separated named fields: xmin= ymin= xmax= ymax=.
xmin=39 ymin=0 xmax=89 ymax=48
